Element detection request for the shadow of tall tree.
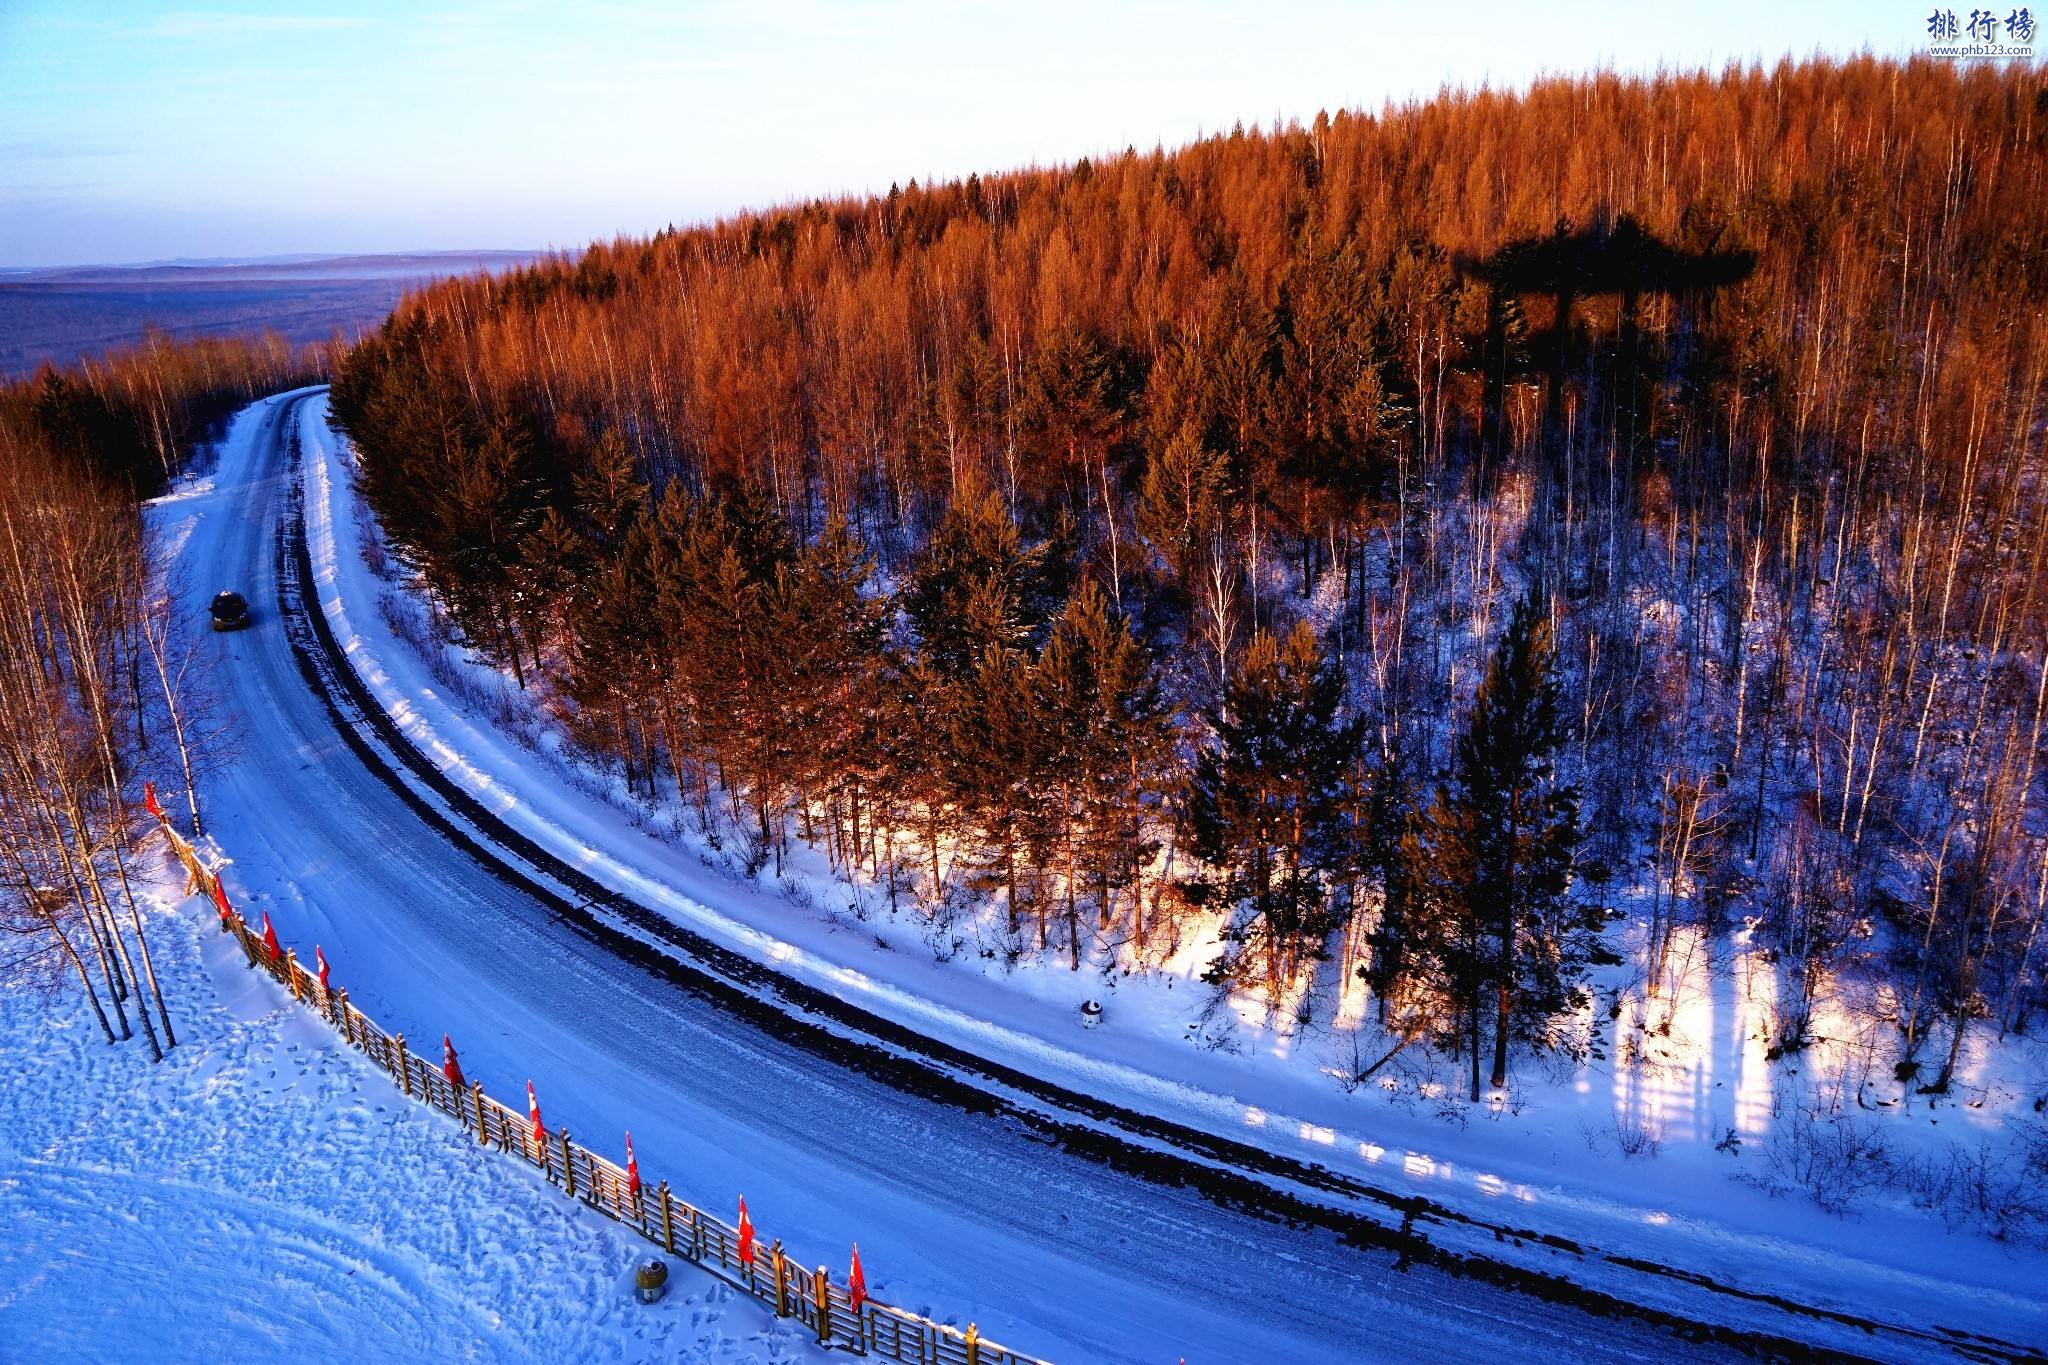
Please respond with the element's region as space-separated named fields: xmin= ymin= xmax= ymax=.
xmin=1466 ymin=214 xmax=1756 ymax=466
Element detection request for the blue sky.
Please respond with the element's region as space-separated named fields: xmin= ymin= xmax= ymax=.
xmin=0 ymin=2 xmax=1915 ymax=268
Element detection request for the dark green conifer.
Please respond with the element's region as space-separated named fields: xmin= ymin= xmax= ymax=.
xmin=1411 ymin=589 xmax=1607 ymax=1099
xmin=1180 ymin=623 xmax=1359 ymax=995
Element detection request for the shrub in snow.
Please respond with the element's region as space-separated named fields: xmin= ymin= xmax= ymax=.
xmin=1755 ymin=1111 xmax=1889 ymax=1215
xmin=1613 ymin=1109 xmax=1665 ymax=1159
xmin=1896 ymin=1139 xmax=2048 ymax=1244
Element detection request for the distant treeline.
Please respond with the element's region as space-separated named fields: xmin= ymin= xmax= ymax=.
xmin=3 ymin=327 xmax=325 ymax=494
xmin=331 ymin=58 xmax=2048 ymax=1097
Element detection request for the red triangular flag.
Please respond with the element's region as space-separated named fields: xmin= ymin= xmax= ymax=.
xmin=442 ymin=1035 xmax=466 ymax=1089
xmin=849 ymin=1243 xmax=867 ymax=1313
xmin=259 ymin=911 xmax=281 ymax=961
xmin=210 ymin=876 xmax=232 ymax=926
xmin=625 ymin=1131 xmax=642 ymax=1200
xmin=527 ymin=1080 xmax=545 ymax=1146
xmin=143 ymin=781 xmax=164 ymax=823
xmin=315 ymin=945 xmax=331 ymax=991
xmin=736 ymin=1197 xmax=756 ymax=1265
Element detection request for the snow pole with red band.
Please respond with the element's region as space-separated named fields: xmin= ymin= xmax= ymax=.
xmin=442 ymin=1035 xmax=465 ymax=1089
xmin=736 ymin=1197 xmax=756 ymax=1265
xmin=210 ymin=875 xmax=233 ymax=928
xmin=527 ymin=1080 xmax=545 ymax=1147
xmin=259 ymin=910 xmax=281 ymax=962
xmin=315 ymin=945 xmax=331 ymax=992
xmin=143 ymin=780 xmax=164 ymax=823
xmin=849 ymin=1243 xmax=867 ymax=1314
xmin=624 ymin=1131 xmax=642 ymax=1201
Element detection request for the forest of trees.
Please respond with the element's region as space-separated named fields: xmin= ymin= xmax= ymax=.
xmin=330 ymin=57 xmax=2048 ymax=1100
xmin=0 ymin=331 xmax=324 ymax=1057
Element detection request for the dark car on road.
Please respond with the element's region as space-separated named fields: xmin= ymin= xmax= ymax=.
xmin=210 ymin=589 xmax=251 ymax=631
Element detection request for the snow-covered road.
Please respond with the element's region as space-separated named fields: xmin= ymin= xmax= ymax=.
xmin=154 ymin=391 xmax=1792 ymax=1363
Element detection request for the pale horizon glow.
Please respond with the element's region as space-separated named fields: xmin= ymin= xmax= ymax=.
xmin=1 ymin=1 xmax=1909 ymax=269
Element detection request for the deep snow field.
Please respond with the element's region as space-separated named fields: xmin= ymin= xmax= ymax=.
xmin=0 ymin=863 xmax=822 ymax=1365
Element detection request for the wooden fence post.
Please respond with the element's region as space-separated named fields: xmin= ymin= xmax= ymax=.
xmin=284 ymin=948 xmax=301 ymax=1001
xmin=393 ymin=1034 xmax=411 ymax=1096
xmin=560 ymin=1130 xmax=576 ymax=1198
xmin=812 ymin=1265 xmax=830 ymax=1344
xmin=471 ymin=1080 xmax=489 ymax=1145
xmin=965 ymin=1323 xmax=980 ymax=1365
xmin=771 ymin=1240 xmax=788 ymax=1316
xmin=658 ymin=1180 xmax=676 ymax=1254
xmin=335 ymin=989 xmax=354 ymax=1046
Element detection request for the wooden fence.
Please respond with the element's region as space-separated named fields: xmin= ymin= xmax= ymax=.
xmin=151 ymin=811 xmax=1049 ymax=1365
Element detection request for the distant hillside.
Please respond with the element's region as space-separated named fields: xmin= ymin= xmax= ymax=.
xmin=0 ymin=250 xmax=550 ymax=377
xmin=330 ymin=56 xmax=2048 ymax=1114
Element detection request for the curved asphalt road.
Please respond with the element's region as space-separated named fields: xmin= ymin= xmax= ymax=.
xmin=174 ymin=391 xmax=1737 ymax=1364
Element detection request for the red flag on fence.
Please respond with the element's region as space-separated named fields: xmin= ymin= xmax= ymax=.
xmin=315 ymin=945 xmax=331 ymax=991
xmin=736 ymin=1198 xmax=756 ymax=1265
xmin=143 ymin=781 xmax=165 ymax=823
xmin=849 ymin=1243 xmax=867 ymax=1314
xmin=260 ymin=911 xmax=282 ymax=962
xmin=624 ymin=1131 xmax=642 ymax=1201
xmin=442 ymin=1035 xmax=466 ymax=1089
xmin=527 ymin=1080 xmax=545 ymax=1147
xmin=210 ymin=876 xmax=233 ymax=927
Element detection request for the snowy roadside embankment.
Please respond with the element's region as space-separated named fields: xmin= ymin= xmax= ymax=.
xmin=296 ymin=395 xmax=2048 ymax=1354
xmin=0 ymin=858 xmax=823 ymax=1365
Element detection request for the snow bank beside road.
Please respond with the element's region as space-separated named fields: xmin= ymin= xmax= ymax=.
xmin=0 ymin=868 xmax=821 ymax=1365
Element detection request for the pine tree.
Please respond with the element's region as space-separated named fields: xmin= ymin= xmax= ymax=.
xmin=1359 ymin=750 xmax=1417 ymax=1026
xmin=566 ymin=513 xmax=662 ymax=796
xmin=572 ymin=428 xmax=646 ymax=551
xmin=1065 ymin=586 xmax=1175 ymax=957
xmin=1034 ymin=582 xmax=1175 ymax=967
xmin=774 ymin=515 xmax=888 ymax=850
xmin=889 ymin=655 xmax=963 ymax=911
xmin=948 ymin=642 xmax=1045 ymax=938
xmin=667 ymin=489 xmax=799 ymax=873
xmin=903 ymin=478 xmax=1070 ymax=678
xmin=1181 ymin=623 xmax=1359 ymax=996
xmin=510 ymin=507 xmax=582 ymax=683
xmin=1412 ymin=589 xmax=1608 ymax=1099
xmin=1135 ymin=420 xmax=1229 ymax=598
xmin=1016 ymin=325 xmax=1122 ymax=508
